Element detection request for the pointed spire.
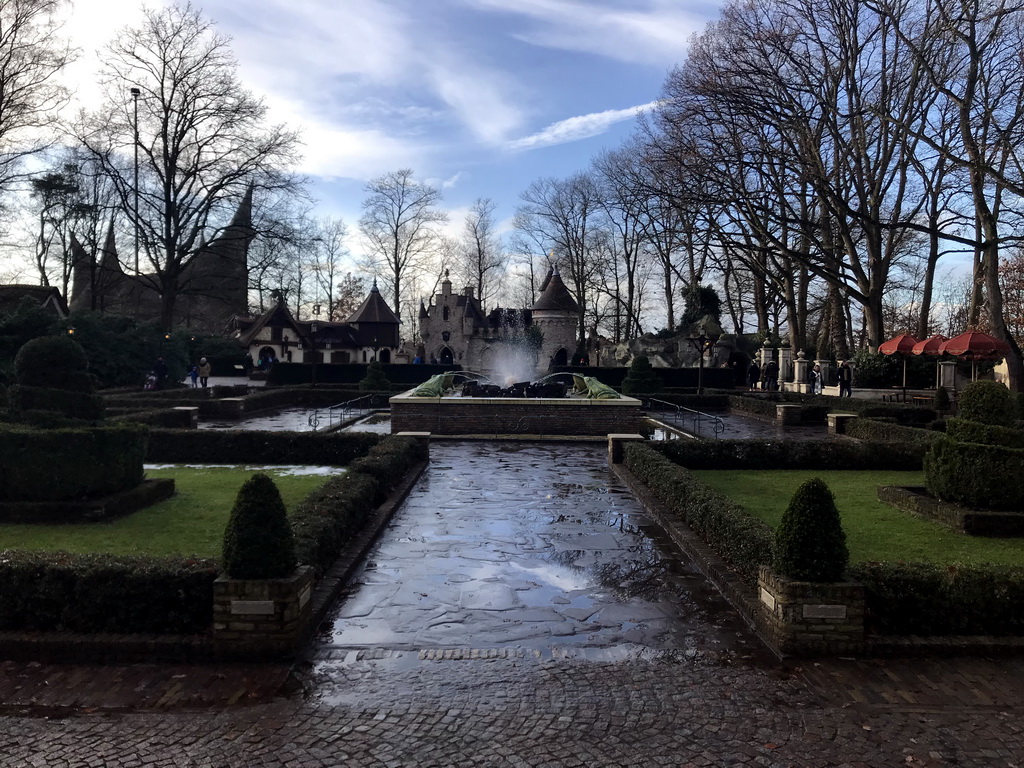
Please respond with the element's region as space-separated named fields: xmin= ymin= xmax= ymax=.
xmin=419 ymin=299 xmax=428 ymax=319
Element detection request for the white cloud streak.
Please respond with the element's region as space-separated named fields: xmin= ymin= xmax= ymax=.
xmin=507 ymin=102 xmax=658 ymax=151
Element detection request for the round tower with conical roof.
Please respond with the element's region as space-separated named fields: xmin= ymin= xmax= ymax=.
xmin=531 ymin=266 xmax=580 ymax=375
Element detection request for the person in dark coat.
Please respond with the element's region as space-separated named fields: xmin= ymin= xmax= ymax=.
xmin=747 ymin=361 xmax=761 ymax=391
xmin=152 ymin=356 xmax=169 ymax=389
xmin=762 ymin=359 xmax=779 ymax=391
xmin=837 ymin=359 xmax=853 ymax=397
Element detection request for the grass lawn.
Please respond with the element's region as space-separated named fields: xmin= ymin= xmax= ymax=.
xmin=0 ymin=466 xmax=336 ymax=559
xmin=693 ymin=469 xmax=1024 ymax=566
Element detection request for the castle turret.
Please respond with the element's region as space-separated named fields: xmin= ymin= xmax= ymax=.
xmin=531 ymin=266 xmax=580 ymax=372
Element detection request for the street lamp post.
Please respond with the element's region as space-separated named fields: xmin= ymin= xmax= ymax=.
xmin=310 ymin=320 xmax=319 ymax=385
xmin=688 ymin=332 xmax=717 ymax=395
xmin=372 ymin=337 xmax=380 ymax=362
xmin=130 ymin=87 xmax=140 ymax=278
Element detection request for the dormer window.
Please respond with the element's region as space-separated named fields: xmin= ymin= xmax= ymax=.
xmin=443 ymin=306 xmax=449 ymax=321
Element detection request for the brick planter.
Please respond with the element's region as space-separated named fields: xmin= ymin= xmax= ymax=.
xmin=213 ymin=565 xmax=314 ymax=660
xmin=758 ymin=565 xmax=865 ymax=656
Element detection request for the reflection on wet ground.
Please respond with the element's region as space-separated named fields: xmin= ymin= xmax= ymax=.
xmin=199 ymin=406 xmax=315 ymax=431
xmin=341 ymin=413 xmax=391 ymax=433
xmin=651 ymin=409 xmax=833 ymax=440
xmin=320 ymin=441 xmax=761 ymax=659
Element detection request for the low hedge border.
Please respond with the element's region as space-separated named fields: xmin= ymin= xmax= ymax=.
xmin=877 ymin=485 xmax=1024 ymax=536
xmin=946 ymin=417 xmax=1024 ymax=449
xmin=924 ymin=436 xmax=1024 ymax=510
xmin=0 ymin=433 xmax=427 ymax=654
xmin=844 ymin=417 xmax=942 ymax=444
xmin=146 ymin=429 xmax=382 ymax=465
xmin=0 ymin=478 xmax=175 ymax=524
xmin=623 ymin=442 xmax=773 ymax=584
xmin=625 ymin=438 xmax=1024 ymax=642
xmin=650 ymin=437 xmax=927 ymax=471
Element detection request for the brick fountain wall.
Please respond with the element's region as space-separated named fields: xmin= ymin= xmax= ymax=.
xmin=389 ymin=392 xmax=643 ymax=436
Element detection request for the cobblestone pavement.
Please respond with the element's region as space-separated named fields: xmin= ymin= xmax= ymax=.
xmin=3 ymin=442 xmax=1024 ymax=766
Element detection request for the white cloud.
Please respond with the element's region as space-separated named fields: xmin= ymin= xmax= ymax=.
xmin=460 ymin=0 xmax=710 ymax=67
xmin=507 ymin=101 xmax=658 ymax=151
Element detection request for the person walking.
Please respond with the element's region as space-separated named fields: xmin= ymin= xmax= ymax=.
xmin=837 ymin=359 xmax=853 ymax=397
xmin=187 ymin=364 xmax=199 ymax=388
xmin=152 ymin=356 xmax=169 ymax=390
xmin=763 ymin=359 xmax=779 ymax=391
xmin=810 ymin=363 xmax=822 ymax=395
xmin=198 ymin=357 xmax=212 ymax=388
xmin=747 ymin=361 xmax=761 ymax=391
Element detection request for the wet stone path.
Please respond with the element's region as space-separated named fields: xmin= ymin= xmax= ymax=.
xmin=321 ymin=441 xmax=760 ymax=659
xmin=3 ymin=441 xmax=1024 ymax=766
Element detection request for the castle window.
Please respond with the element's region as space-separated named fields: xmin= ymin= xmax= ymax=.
xmin=443 ymin=305 xmax=449 ymax=321
xmin=442 ymin=331 xmax=450 ymax=342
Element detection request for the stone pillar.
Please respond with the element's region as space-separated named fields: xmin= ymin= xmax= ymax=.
xmin=172 ymin=406 xmax=199 ymax=429
xmin=827 ymin=412 xmax=858 ymax=435
xmin=608 ymin=433 xmax=646 ymax=464
xmin=793 ymin=352 xmax=811 ymax=394
xmin=939 ymin=360 xmax=957 ymax=390
xmin=775 ymin=404 xmax=802 ymax=426
xmin=758 ymin=565 xmax=866 ymax=657
xmin=757 ymin=345 xmax=773 ymax=369
xmin=213 ymin=566 xmax=314 ymax=660
xmin=778 ymin=348 xmax=793 ymax=384
xmin=218 ymin=397 xmax=246 ymax=418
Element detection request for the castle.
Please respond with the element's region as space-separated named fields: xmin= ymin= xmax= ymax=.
xmin=69 ymin=189 xmax=253 ymax=333
xmin=418 ymin=268 xmax=580 ymax=380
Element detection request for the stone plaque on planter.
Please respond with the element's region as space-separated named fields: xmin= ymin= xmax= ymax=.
xmin=802 ymin=604 xmax=847 ymax=620
xmin=213 ymin=565 xmax=314 ymax=660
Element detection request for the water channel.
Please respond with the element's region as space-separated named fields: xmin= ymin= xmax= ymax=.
xmin=319 ymin=441 xmax=762 ymax=660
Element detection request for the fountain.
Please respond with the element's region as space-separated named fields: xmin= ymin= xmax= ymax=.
xmin=390 ymin=371 xmax=642 ymax=436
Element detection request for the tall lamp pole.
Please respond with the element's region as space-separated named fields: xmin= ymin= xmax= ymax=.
xmin=688 ymin=332 xmax=717 ymax=395
xmin=130 ymin=87 xmax=141 ymax=278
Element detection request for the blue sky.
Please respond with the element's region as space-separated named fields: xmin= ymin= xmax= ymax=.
xmin=65 ymin=0 xmax=724 ymax=242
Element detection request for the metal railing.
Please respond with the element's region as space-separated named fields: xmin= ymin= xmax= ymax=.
xmin=308 ymin=394 xmax=388 ymax=431
xmin=644 ymin=397 xmax=725 ymax=439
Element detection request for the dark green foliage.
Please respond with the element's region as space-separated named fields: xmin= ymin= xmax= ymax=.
xmin=924 ymin=436 xmax=1024 ymax=510
xmin=933 ymin=385 xmax=951 ymax=412
xmin=621 ymin=355 xmax=663 ymax=394
xmin=843 ymin=418 xmax=941 ymax=444
xmin=6 ymin=385 xmax=105 ymax=421
xmin=14 ymin=335 xmax=93 ymax=390
xmin=0 ymin=551 xmax=215 ymax=634
xmin=0 ymin=423 xmax=148 ymax=501
xmin=848 ymin=562 xmax=1024 ymax=636
xmin=848 ymin=347 xmax=934 ymax=389
xmin=623 ymin=442 xmax=774 ymax=584
xmin=680 ymin=284 xmax=722 ymax=327
xmin=957 ymin=380 xmax=1017 ymax=426
xmin=945 ymin=417 xmax=1024 ymax=449
xmin=0 ymin=298 xmax=61 ymax=384
xmin=222 ymin=473 xmax=297 ymax=579
xmin=359 ymin=360 xmax=390 ymax=391
xmin=652 ymin=438 xmax=927 ymax=471
xmin=290 ymin=434 xmax=428 ymax=576
xmin=146 ymin=429 xmax=381 ymax=466
xmin=772 ymin=478 xmax=848 ymax=582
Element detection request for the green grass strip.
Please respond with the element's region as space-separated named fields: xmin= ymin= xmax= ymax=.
xmin=693 ymin=469 xmax=1024 ymax=566
xmin=0 ymin=466 xmax=334 ymax=558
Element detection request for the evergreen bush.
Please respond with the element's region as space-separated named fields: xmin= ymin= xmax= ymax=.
xmin=359 ymin=360 xmax=390 ymax=391
xmin=222 ymin=473 xmax=297 ymax=580
xmin=957 ymin=380 xmax=1017 ymax=425
xmin=933 ymin=385 xmax=951 ymax=413
xmin=621 ymin=355 xmax=663 ymax=394
xmin=9 ymin=335 xmax=103 ymax=421
xmin=772 ymin=477 xmax=849 ymax=582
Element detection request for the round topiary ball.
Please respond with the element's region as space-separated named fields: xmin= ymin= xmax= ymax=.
xmin=14 ymin=335 xmax=94 ymax=391
xmin=773 ymin=477 xmax=849 ymax=582
xmin=957 ymin=380 xmax=1017 ymax=426
xmin=222 ymin=473 xmax=297 ymax=580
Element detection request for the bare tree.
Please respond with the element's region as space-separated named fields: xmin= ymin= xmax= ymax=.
xmin=309 ymin=216 xmax=351 ymax=319
xmin=358 ymin=168 xmax=447 ymax=318
xmin=74 ymin=2 xmax=301 ymax=329
xmin=456 ymin=197 xmax=506 ymax=308
xmin=0 ymin=0 xmax=74 ymax=200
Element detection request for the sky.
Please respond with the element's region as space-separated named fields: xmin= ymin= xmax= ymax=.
xmin=60 ymin=0 xmax=724 ymax=251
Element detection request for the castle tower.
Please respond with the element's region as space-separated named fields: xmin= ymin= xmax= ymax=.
xmin=531 ymin=266 xmax=580 ymax=374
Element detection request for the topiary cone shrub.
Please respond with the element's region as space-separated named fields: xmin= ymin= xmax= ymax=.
xmin=933 ymin=385 xmax=951 ymax=414
xmin=956 ymin=380 xmax=1017 ymax=425
xmin=222 ymin=473 xmax=297 ymax=580
xmin=7 ymin=335 xmax=104 ymax=421
xmin=621 ymin=355 xmax=663 ymax=395
xmin=773 ymin=477 xmax=849 ymax=582
xmin=359 ymin=360 xmax=390 ymax=391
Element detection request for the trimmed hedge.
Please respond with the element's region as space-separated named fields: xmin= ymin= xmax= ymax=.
xmin=849 ymin=562 xmax=1024 ymax=636
xmin=291 ymin=434 xmax=428 ymax=576
xmin=773 ymin=478 xmax=848 ymax=582
xmin=0 ymin=423 xmax=148 ymax=501
xmin=957 ymin=380 xmax=1018 ymax=425
xmin=650 ymin=438 xmax=927 ymax=471
xmin=945 ymin=417 xmax=1024 ymax=449
xmin=0 ymin=551 xmax=216 ymax=634
xmin=924 ymin=436 xmax=1024 ymax=510
xmin=7 ymin=384 xmax=104 ymax=421
xmin=623 ymin=442 xmax=773 ymax=583
xmin=146 ymin=429 xmax=381 ymax=466
xmin=222 ymin=474 xmax=297 ymax=579
xmin=844 ymin=417 xmax=941 ymax=444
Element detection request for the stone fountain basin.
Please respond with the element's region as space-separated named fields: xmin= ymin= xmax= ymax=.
xmin=389 ymin=390 xmax=643 ymax=436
